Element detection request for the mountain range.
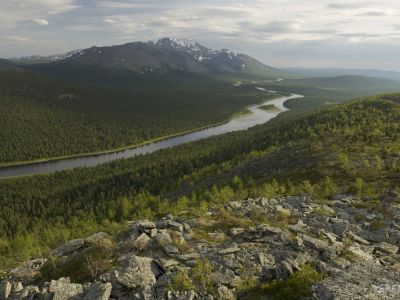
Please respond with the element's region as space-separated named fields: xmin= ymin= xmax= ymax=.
xmin=10 ymin=38 xmax=278 ymax=78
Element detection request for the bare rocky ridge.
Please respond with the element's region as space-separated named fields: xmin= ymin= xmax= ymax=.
xmin=1 ymin=193 xmax=399 ymax=299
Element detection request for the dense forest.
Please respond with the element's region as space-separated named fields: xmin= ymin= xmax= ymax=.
xmin=1 ymin=93 xmax=400 ymax=271
xmin=0 ymin=70 xmax=277 ymax=163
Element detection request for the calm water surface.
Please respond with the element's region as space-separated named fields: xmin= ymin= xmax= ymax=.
xmin=0 ymin=92 xmax=303 ymax=179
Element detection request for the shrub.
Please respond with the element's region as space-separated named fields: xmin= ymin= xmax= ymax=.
xmin=38 ymin=240 xmax=116 ymax=283
xmin=191 ymin=259 xmax=215 ymax=292
xmin=169 ymin=269 xmax=195 ymax=292
xmin=239 ymin=264 xmax=323 ymax=300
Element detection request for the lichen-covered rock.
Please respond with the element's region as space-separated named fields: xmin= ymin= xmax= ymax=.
xmin=134 ymin=220 xmax=157 ymax=230
xmin=0 ymin=281 xmax=11 ymax=300
xmin=134 ymin=233 xmax=151 ymax=251
xmin=217 ymin=285 xmax=236 ymax=300
xmin=300 ymin=234 xmax=330 ymax=251
xmin=48 ymin=277 xmax=84 ymax=300
xmin=83 ymin=282 xmax=112 ymax=300
xmin=84 ymin=232 xmax=111 ymax=246
xmin=117 ymin=255 xmax=164 ymax=289
xmin=12 ymin=285 xmax=40 ymax=299
xmin=374 ymin=242 xmax=399 ymax=255
xmin=313 ymin=262 xmax=400 ymax=300
xmin=346 ymin=246 xmax=375 ymax=261
xmin=9 ymin=258 xmax=47 ymax=284
xmin=51 ymin=239 xmax=85 ymax=256
xmin=155 ymin=230 xmax=173 ymax=247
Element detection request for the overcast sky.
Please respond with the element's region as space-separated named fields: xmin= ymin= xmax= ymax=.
xmin=1 ymin=0 xmax=400 ymax=70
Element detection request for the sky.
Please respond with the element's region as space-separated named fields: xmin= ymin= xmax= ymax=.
xmin=1 ymin=0 xmax=400 ymax=70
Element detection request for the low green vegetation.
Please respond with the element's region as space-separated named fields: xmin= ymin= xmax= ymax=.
xmin=259 ymin=104 xmax=280 ymax=111
xmin=1 ymin=93 xmax=400 ymax=272
xmin=39 ymin=238 xmax=116 ymax=284
xmin=169 ymin=259 xmax=215 ymax=294
xmin=239 ymin=264 xmax=323 ymax=299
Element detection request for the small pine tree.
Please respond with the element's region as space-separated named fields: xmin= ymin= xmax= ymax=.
xmin=170 ymin=269 xmax=194 ymax=292
xmin=115 ymin=198 xmax=129 ymax=222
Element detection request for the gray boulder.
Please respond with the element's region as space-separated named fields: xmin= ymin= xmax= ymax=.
xmin=9 ymin=258 xmax=47 ymax=284
xmin=117 ymin=255 xmax=165 ymax=289
xmin=48 ymin=277 xmax=84 ymax=300
xmin=300 ymin=234 xmax=330 ymax=251
xmin=84 ymin=232 xmax=111 ymax=245
xmin=134 ymin=233 xmax=151 ymax=251
xmin=51 ymin=239 xmax=85 ymax=256
xmin=374 ymin=242 xmax=399 ymax=255
xmin=83 ymin=282 xmax=112 ymax=300
xmin=313 ymin=262 xmax=400 ymax=300
xmin=0 ymin=281 xmax=11 ymax=300
xmin=217 ymin=285 xmax=236 ymax=300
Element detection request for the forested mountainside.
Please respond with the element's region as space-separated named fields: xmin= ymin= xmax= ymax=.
xmin=1 ymin=93 xmax=400 ymax=276
xmin=0 ymin=70 xmax=277 ymax=164
xmin=1 ymin=67 xmax=398 ymax=165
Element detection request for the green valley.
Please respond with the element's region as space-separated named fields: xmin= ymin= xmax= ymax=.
xmin=0 ymin=70 xmax=280 ymax=164
xmin=1 ymin=92 xmax=400 ymax=273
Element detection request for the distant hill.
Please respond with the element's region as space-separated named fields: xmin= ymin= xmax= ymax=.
xmin=10 ymin=50 xmax=83 ymax=65
xmin=284 ymin=67 xmax=400 ymax=82
xmin=282 ymin=75 xmax=400 ymax=90
xmin=18 ymin=38 xmax=285 ymax=80
xmin=0 ymin=58 xmax=23 ymax=72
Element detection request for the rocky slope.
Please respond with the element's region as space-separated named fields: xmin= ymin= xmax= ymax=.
xmin=1 ymin=192 xmax=400 ymax=299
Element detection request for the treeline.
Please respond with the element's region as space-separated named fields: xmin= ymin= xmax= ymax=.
xmin=1 ymin=93 xmax=400 ymax=269
xmin=0 ymin=71 xmax=274 ymax=163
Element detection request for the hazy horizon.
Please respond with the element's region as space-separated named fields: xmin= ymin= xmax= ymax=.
xmin=1 ymin=0 xmax=399 ymax=70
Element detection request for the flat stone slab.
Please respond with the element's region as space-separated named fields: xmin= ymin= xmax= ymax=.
xmin=374 ymin=242 xmax=399 ymax=255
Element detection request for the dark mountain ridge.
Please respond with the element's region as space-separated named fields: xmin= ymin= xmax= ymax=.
xmin=10 ymin=38 xmax=281 ymax=79
xmin=65 ymin=37 xmax=275 ymax=76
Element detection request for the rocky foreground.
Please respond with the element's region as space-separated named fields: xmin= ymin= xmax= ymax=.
xmin=1 ymin=194 xmax=400 ymax=299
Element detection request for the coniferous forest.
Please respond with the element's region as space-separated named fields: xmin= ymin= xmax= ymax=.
xmin=0 ymin=70 xmax=278 ymax=163
xmin=1 ymin=92 xmax=400 ymax=270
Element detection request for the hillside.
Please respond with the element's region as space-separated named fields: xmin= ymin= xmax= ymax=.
xmin=284 ymin=67 xmax=400 ymax=82
xmin=282 ymin=75 xmax=400 ymax=90
xmin=21 ymin=38 xmax=284 ymax=80
xmin=0 ymin=59 xmax=23 ymax=72
xmin=0 ymin=93 xmax=400 ymax=299
xmin=0 ymin=70 xmax=276 ymax=163
xmin=2 ymin=58 xmax=399 ymax=164
xmin=242 ymin=76 xmax=400 ymax=113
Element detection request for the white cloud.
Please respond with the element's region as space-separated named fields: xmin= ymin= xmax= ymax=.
xmin=97 ymin=1 xmax=150 ymax=9
xmin=0 ymin=0 xmax=79 ymax=28
xmin=3 ymin=35 xmax=30 ymax=42
xmin=1 ymin=0 xmax=400 ymax=69
xmin=33 ymin=18 xmax=49 ymax=26
xmin=101 ymin=1 xmax=400 ymax=43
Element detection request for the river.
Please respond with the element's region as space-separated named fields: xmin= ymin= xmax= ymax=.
xmin=0 ymin=92 xmax=303 ymax=179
